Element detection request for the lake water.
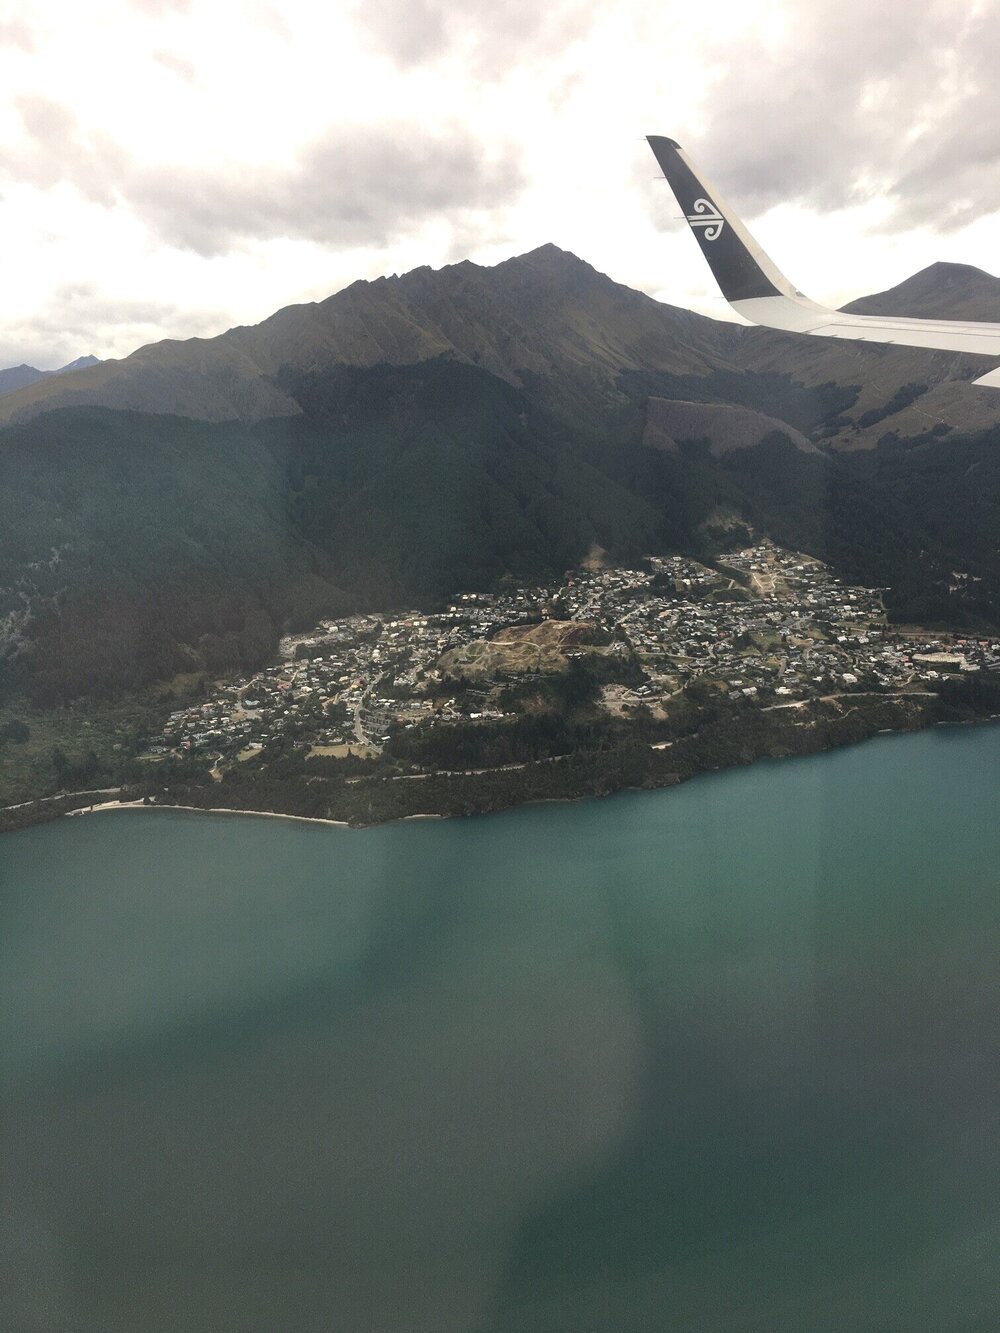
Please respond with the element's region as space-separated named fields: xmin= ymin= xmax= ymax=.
xmin=2 ymin=725 xmax=999 ymax=1331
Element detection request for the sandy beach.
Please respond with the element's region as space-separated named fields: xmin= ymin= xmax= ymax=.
xmin=66 ymin=801 xmax=353 ymax=829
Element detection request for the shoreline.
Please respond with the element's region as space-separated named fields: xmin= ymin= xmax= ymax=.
xmin=3 ymin=710 xmax=997 ymax=839
xmin=66 ymin=801 xmax=354 ymax=830
xmin=63 ymin=800 xmax=447 ymax=830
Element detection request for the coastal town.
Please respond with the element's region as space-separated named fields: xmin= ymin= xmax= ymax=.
xmin=149 ymin=541 xmax=1000 ymax=766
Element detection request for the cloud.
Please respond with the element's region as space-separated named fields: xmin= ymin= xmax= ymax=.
xmin=356 ymin=0 xmax=595 ymax=74
xmin=12 ymin=95 xmax=127 ymax=206
xmin=0 ymin=287 xmax=227 ymax=369
xmin=15 ymin=93 xmax=77 ymax=145
xmin=358 ymin=0 xmax=448 ymax=67
xmin=127 ymin=0 xmax=192 ymax=14
xmin=151 ymin=48 xmax=198 ymax=81
xmin=126 ymin=125 xmax=525 ymax=255
xmin=6 ymin=94 xmax=524 ymax=257
xmin=0 ymin=18 xmax=34 ymax=51
xmin=689 ymin=0 xmax=1000 ymax=231
xmin=887 ymin=7 xmax=1000 ymax=229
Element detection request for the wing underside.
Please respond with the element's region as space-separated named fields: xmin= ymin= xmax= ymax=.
xmin=646 ymin=135 xmax=1000 ymax=389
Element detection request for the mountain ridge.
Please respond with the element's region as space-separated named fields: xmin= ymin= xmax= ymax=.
xmin=0 ymin=354 xmax=100 ymax=400
xmin=3 ymin=250 xmax=1000 ymax=445
xmin=0 ymin=245 xmax=742 ymax=428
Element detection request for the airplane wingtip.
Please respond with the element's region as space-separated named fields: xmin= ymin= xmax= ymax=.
xmin=646 ymin=140 xmax=1000 ymax=371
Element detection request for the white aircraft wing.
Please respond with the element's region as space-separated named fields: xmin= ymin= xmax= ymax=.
xmin=647 ymin=135 xmax=1000 ymax=389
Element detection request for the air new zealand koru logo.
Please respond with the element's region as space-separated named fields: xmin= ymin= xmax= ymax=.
xmin=685 ymin=197 xmax=725 ymax=241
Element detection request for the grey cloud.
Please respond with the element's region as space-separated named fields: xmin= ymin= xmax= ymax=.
xmin=127 ymin=0 xmax=192 ymax=14
xmin=359 ymin=0 xmax=447 ymax=67
xmin=258 ymin=7 xmax=292 ymax=42
xmin=687 ymin=0 xmax=1000 ymax=232
xmin=152 ymin=49 xmax=198 ymax=82
xmin=5 ymin=97 xmax=524 ymax=257
xmin=15 ymin=94 xmax=76 ymax=143
xmin=13 ymin=96 xmax=127 ymax=206
xmin=0 ymin=292 xmax=227 ymax=370
xmin=116 ymin=126 xmax=522 ymax=256
xmin=45 ymin=285 xmax=199 ymax=331
xmin=0 ymin=19 xmax=35 ymax=51
xmin=357 ymin=0 xmax=594 ymax=74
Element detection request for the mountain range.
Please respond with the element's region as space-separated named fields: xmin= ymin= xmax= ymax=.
xmin=1 ymin=247 xmax=999 ymax=704
xmin=4 ymin=248 xmax=1000 ymax=445
xmin=0 ymin=355 xmax=100 ymax=399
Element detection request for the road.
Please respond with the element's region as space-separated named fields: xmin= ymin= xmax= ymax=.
xmin=353 ymin=674 xmax=388 ymax=747
xmin=352 ymin=691 xmax=369 ymax=745
xmin=0 ymin=785 xmax=121 ymax=814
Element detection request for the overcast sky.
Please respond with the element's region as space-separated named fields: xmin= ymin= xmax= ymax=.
xmin=3 ymin=0 xmax=1000 ymax=367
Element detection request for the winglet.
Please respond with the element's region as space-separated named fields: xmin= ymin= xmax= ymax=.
xmin=647 ymin=136 xmax=1000 ymax=386
xmin=647 ymin=136 xmax=797 ymax=303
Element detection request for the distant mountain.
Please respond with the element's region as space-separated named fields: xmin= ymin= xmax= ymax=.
xmin=0 ymin=354 xmax=101 ymax=400
xmin=0 ymin=365 xmax=45 ymax=396
xmin=842 ymin=261 xmax=1000 ymax=321
xmin=53 ymin=354 xmax=100 ymax=374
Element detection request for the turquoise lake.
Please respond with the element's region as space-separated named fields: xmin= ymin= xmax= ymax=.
xmin=2 ymin=725 xmax=999 ymax=1331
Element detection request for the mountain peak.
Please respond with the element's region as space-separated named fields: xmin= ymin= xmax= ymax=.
xmin=913 ymin=260 xmax=994 ymax=280
xmin=502 ymin=242 xmax=599 ymax=278
xmin=843 ymin=260 xmax=1000 ymax=321
xmin=55 ymin=354 xmax=101 ymax=374
xmin=517 ymin=241 xmax=581 ymax=264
